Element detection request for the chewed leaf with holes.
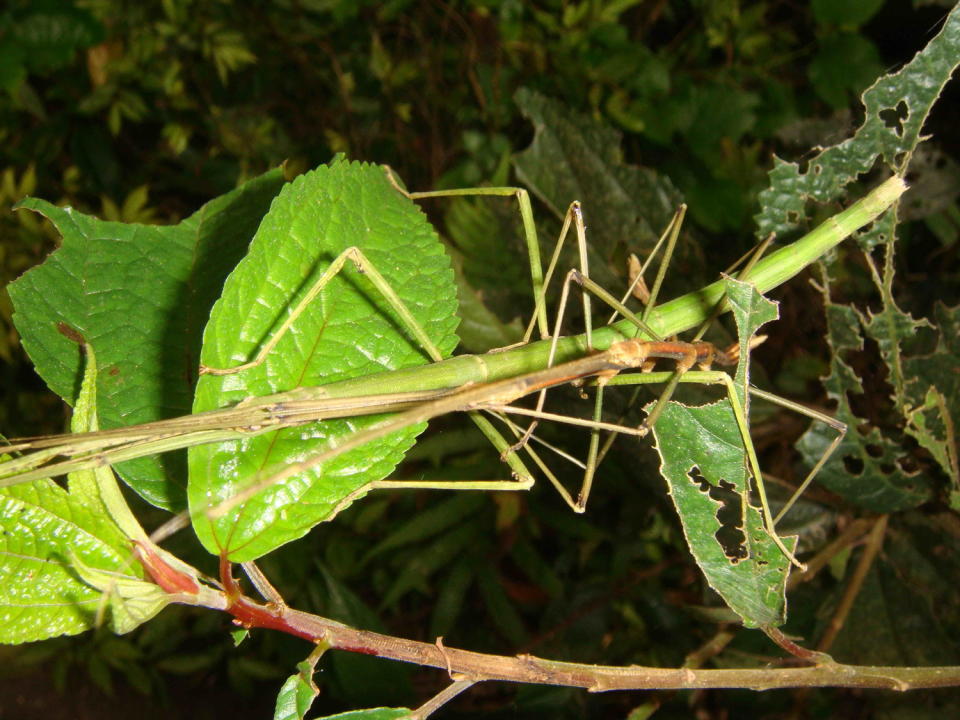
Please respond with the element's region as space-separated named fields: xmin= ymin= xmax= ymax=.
xmin=653 ymin=407 xmax=795 ymax=627
xmin=796 ymin=290 xmax=932 ymax=511
xmin=650 ymin=278 xmax=794 ymax=628
xmin=755 ymin=4 xmax=960 ymax=243
xmin=189 ymin=160 xmax=459 ymax=562
xmin=902 ymin=303 xmax=960 ymax=500
xmin=784 ymin=7 xmax=960 ymax=515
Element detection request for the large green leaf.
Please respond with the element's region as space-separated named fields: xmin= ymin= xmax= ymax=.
xmin=189 ymin=160 xmax=460 ymax=561
xmin=10 ymin=168 xmax=287 ymax=509
xmin=651 ymin=278 xmax=795 ymax=628
xmin=0 ymin=478 xmax=150 ymax=642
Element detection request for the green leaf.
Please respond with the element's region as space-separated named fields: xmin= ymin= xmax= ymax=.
xmin=274 ymin=659 xmax=320 ymax=720
xmin=811 ymin=0 xmax=884 ymax=28
xmin=190 ymin=160 xmax=459 ymax=561
xmin=0 ymin=476 xmax=147 ymax=642
xmin=763 ymin=7 xmax=960 ymax=515
xmin=317 ymin=709 xmax=412 ymax=720
xmin=796 ymin=283 xmax=933 ymax=512
xmin=902 ymin=303 xmax=960 ymax=486
xmin=809 ymin=33 xmax=883 ymax=109
xmin=512 ymin=87 xmax=682 ymax=293
xmin=10 ymin=167 xmax=287 ymax=509
xmin=1 ymin=1 xmax=105 ymax=74
xmin=0 ymin=346 xmax=166 ymax=642
xmin=651 ymin=278 xmax=795 ymax=628
xmin=857 ymin=232 xmax=935 ymax=404
xmin=69 ymin=551 xmax=170 ymax=636
xmin=756 ymin=5 xmax=960 ymax=240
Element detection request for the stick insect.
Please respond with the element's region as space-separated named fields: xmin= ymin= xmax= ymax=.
xmin=2 ymin=165 xmax=902 ymax=582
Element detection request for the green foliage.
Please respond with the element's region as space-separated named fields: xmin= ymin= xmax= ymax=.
xmin=757 ymin=6 xmax=960 ymax=240
xmin=10 ymin=168 xmax=287 ymax=508
xmin=0 ymin=348 xmax=159 ymax=643
xmin=786 ymin=9 xmax=960 ymax=512
xmin=652 ymin=279 xmax=794 ymax=629
xmin=274 ymin=657 xmax=321 ymax=720
xmin=191 ymin=160 xmax=459 ymax=560
xmin=0 ymin=1 xmax=103 ymax=94
xmin=512 ymin=88 xmax=683 ymax=294
xmin=1 ymin=1 xmax=959 ymax=718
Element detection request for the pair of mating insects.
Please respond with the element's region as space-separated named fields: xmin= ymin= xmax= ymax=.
xmin=4 ymin=164 xmax=856 ymax=571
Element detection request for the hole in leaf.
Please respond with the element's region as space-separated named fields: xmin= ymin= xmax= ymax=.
xmin=689 ymin=467 xmax=748 ymax=562
xmin=865 ymin=443 xmax=883 ymax=458
xmin=786 ymin=210 xmax=801 ymax=224
xmin=879 ymin=101 xmax=909 ymax=137
xmin=897 ymin=455 xmax=918 ymax=473
xmin=843 ymin=455 xmax=864 ymax=476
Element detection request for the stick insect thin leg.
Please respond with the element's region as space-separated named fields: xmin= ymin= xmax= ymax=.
xmin=384 ymin=166 xmax=553 ymax=342
xmin=507 ymin=202 xmax=593 ymax=456
xmin=592 ymin=208 xmax=687 ymax=474
xmin=746 ymin=388 xmax=848 ymax=525
xmin=599 ymin=369 xmax=806 ymax=570
xmin=497 ymin=203 xmax=677 ymax=510
xmin=385 ymin=170 xmax=611 ymax=499
xmin=200 ymin=245 xmax=447 ymax=375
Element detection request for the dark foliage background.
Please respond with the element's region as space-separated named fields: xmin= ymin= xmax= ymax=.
xmin=1 ymin=1 xmax=958 ymax=718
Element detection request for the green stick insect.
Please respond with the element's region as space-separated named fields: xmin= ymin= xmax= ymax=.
xmin=2 ymin=161 xmax=904 ymax=628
